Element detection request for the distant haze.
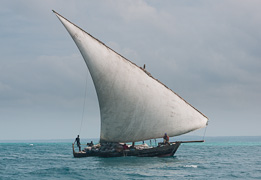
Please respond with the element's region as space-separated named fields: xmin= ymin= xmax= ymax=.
xmin=0 ymin=0 xmax=260 ymax=140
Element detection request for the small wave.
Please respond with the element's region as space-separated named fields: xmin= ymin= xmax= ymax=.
xmin=184 ymin=165 xmax=198 ymax=168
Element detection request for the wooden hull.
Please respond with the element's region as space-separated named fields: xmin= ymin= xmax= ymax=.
xmin=73 ymin=142 xmax=181 ymax=158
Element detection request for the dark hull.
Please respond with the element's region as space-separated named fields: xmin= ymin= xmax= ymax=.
xmin=73 ymin=142 xmax=181 ymax=158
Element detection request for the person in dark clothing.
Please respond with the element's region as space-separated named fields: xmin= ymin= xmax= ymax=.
xmin=74 ymin=135 xmax=81 ymax=151
xmin=87 ymin=141 xmax=94 ymax=147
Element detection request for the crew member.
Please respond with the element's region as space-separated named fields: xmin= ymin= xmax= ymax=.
xmin=163 ymin=133 xmax=170 ymax=145
xmin=123 ymin=143 xmax=128 ymax=150
xmin=87 ymin=141 xmax=94 ymax=147
xmin=74 ymin=135 xmax=81 ymax=151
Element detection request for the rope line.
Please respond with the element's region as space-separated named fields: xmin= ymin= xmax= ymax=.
xmin=79 ymin=75 xmax=88 ymax=135
xmin=202 ymin=124 xmax=208 ymax=140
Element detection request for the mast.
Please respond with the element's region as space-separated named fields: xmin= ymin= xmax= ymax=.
xmin=53 ymin=10 xmax=208 ymax=143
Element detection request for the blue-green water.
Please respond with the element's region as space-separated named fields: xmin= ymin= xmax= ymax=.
xmin=0 ymin=137 xmax=260 ymax=179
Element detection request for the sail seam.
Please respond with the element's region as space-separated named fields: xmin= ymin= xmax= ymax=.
xmin=52 ymin=10 xmax=208 ymax=119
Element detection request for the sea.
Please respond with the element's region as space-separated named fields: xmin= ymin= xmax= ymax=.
xmin=0 ymin=136 xmax=260 ymax=180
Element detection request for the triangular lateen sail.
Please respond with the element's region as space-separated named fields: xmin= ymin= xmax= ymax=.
xmin=53 ymin=10 xmax=208 ymax=143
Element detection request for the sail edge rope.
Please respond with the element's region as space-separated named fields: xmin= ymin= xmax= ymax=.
xmin=79 ymin=74 xmax=88 ymax=136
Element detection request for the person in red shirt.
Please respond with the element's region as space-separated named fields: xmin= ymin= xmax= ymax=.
xmin=123 ymin=143 xmax=129 ymax=150
xmin=163 ymin=133 xmax=170 ymax=145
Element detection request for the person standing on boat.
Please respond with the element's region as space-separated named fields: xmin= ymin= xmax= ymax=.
xmin=74 ymin=135 xmax=81 ymax=151
xmin=163 ymin=133 xmax=170 ymax=145
xmin=123 ymin=143 xmax=128 ymax=150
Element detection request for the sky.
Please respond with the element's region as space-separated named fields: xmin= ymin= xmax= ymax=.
xmin=0 ymin=0 xmax=260 ymax=140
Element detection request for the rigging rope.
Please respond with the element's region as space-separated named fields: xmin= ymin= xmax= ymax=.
xmin=79 ymin=75 xmax=88 ymax=136
xmin=202 ymin=122 xmax=208 ymax=141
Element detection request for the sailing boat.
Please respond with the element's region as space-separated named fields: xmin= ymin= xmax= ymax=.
xmin=53 ymin=11 xmax=208 ymax=157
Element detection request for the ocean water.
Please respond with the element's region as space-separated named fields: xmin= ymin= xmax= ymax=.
xmin=0 ymin=136 xmax=260 ymax=180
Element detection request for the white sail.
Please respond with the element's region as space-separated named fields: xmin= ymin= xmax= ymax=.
xmin=53 ymin=11 xmax=208 ymax=143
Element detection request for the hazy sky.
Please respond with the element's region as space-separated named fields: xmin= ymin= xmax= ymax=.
xmin=1 ymin=0 xmax=260 ymax=140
